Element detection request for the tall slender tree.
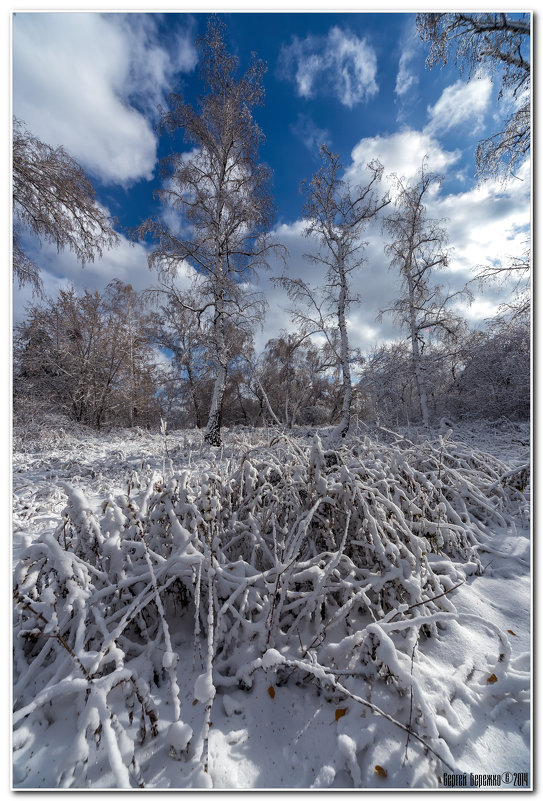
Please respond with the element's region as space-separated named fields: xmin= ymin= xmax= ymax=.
xmin=382 ymin=163 xmax=461 ymax=427
xmin=138 ymin=17 xmax=282 ymax=445
xmin=278 ymin=146 xmax=389 ymax=437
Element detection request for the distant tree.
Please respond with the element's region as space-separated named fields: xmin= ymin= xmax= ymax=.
xmin=138 ymin=17 xmax=283 ymax=445
xmin=151 ymin=279 xmax=258 ymax=430
xmin=152 ymin=288 xmax=208 ymax=428
xmin=449 ymin=317 xmax=529 ymax=420
xmin=416 ymin=13 xmax=530 ymax=180
xmin=219 ymin=325 xmax=259 ymax=427
xmin=14 ymin=283 xmax=159 ymax=429
xmin=106 ymin=280 xmax=159 ymax=428
xmin=382 ymin=163 xmax=465 ymax=427
xmin=361 ymin=342 xmax=417 ymax=425
xmin=13 ymin=118 xmax=119 ymax=294
xmin=253 ymin=332 xmax=333 ymax=428
xmin=277 ymin=146 xmax=389 ymax=437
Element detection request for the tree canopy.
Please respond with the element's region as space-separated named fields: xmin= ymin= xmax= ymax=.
xmin=13 ymin=118 xmax=119 ymax=293
xmin=417 ymin=13 xmax=530 ymax=179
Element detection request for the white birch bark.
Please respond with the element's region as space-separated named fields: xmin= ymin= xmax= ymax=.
xmin=334 ymin=246 xmax=353 ymax=438
xmin=408 ymin=273 xmax=429 ymax=427
xmin=204 ymin=290 xmax=228 ymax=446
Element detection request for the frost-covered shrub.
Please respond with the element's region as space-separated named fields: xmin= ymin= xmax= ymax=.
xmin=13 ymin=431 xmax=527 ymax=787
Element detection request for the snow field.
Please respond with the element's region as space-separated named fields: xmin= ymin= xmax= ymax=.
xmin=12 ymin=420 xmax=530 ymax=788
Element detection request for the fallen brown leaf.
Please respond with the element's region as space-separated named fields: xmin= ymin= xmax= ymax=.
xmin=335 ymin=708 xmax=347 ymax=721
xmin=268 ymin=686 xmax=275 ymax=699
xmin=487 ymin=673 xmax=498 ymax=684
xmin=375 ymin=765 xmax=387 ymax=778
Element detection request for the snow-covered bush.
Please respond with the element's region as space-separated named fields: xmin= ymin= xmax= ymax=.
xmin=13 ymin=430 xmax=528 ymax=787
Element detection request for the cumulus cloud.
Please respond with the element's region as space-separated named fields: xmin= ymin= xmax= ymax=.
xmin=432 ymin=167 xmax=530 ymax=282
xmin=278 ymin=26 xmax=378 ymax=108
xmin=12 ymin=221 xmax=191 ymax=324
xmin=425 ymin=76 xmax=493 ymax=137
xmin=12 ymin=12 xmax=197 ymax=185
xmin=346 ymin=129 xmax=460 ymax=190
xmin=12 ymin=220 xmax=201 ymax=337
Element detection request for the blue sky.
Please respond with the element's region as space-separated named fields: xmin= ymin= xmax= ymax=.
xmin=12 ymin=9 xmax=531 ymax=355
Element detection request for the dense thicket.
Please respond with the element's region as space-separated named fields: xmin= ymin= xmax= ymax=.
xmin=13 ymin=288 xmax=529 ymax=432
xmin=13 ymin=428 xmax=528 ymax=786
xmin=14 ymin=283 xmax=160 ymax=430
xmin=361 ymin=316 xmax=529 ymax=425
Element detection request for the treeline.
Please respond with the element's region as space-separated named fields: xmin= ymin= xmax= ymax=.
xmin=13 ymin=280 xmax=529 ymax=431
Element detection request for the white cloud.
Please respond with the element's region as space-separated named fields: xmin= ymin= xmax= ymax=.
xmin=432 ymin=168 xmax=530 ymax=281
xmin=12 ymin=12 xmax=197 ymax=185
xmin=395 ymin=45 xmax=418 ymax=99
xmin=425 ymin=76 xmax=493 ymax=137
xmin=12 ymin=218 xmax=200 ymax=329
xmin=278 ymin=26 xmax=378 ymax=108
xmin=263 ymin=215 xmax=402 ymax=356
xmin=346 ymin=129 xmax=460 ymax=190
xmin=459 ymin=297 xmax=502 ymax=323
xmin=393 ymin=20 xmax=426 ymax=126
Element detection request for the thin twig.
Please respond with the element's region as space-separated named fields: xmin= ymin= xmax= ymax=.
xmin=404 ymin=640 xmax=417 ymax=764
xmin=388 ymin=580 xmax=465 ymax=623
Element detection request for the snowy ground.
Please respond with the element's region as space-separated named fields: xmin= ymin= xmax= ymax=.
xmin=12 ymin=417 xmax=531 ymax=790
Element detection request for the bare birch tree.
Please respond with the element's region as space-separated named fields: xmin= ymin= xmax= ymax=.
xmin=13 ymin=118 xmax=119 ymax=294
xmin=138 ymin=17 xmax=282 ymax=445
xmin=382 ymin=163 xmax=463 ymax=427
xmin=416 ymin=13 xmax=530 ymax=180
xmin=277 ymin=145 xmax=389 ymax=437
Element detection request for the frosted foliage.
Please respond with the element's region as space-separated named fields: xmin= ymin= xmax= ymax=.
xmin=13 ymin=428 xmax=529 ymax=788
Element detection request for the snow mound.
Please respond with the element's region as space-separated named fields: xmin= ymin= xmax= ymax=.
xmin=162 ymin=651 xmax=178 ymax=670
xmin=261 ymin=648 xmax=285 ymax=669
xmin=194 ymin=672 xmax=216 ymax=704
xmin=167 ymin=721 xmax=193 ymax=752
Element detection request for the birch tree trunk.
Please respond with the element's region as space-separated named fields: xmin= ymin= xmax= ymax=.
xmin=334 ymin=247 xmax=353 ymax=438
xmin=407 ymin=272 xmax=429 ymax=426
xmin=204 ymin=291 xmax=228 ymax=446
xmin=279 ymin=147 xmax=388 ymax=440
